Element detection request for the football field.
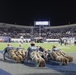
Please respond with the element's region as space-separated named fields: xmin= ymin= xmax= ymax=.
xmin=0 ymin=42 xmax=76 ymax=52
xmin=0 ymin=42 xmax=76 ymax=75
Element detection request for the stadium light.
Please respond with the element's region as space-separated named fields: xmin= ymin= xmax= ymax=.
xmin=34 ymin=21 xmax=50 ymax=26
xmin=34 ymin=21 xmax=50 ymax=37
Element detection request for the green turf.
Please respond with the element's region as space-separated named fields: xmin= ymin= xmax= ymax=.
xmin=0 ymin=42 xmax=76 ymax=52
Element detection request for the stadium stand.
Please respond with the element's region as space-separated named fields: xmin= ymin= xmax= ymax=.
xmin=0 ymin=23 xmax=76 ymax=43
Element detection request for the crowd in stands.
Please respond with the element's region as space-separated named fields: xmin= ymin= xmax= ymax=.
xmin=0 ymin=23 xmax=76 ymax=39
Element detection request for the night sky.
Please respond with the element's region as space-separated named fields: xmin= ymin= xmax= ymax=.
xmin=0 ymin=0 xmax=76 ymax=26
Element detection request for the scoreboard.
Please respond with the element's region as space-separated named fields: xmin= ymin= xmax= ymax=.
xmin=34 ymin=21 xmax=50 ymax=26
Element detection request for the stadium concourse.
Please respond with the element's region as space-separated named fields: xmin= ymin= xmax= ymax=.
xmin=0 ymin=50 xmax=76 ymax=75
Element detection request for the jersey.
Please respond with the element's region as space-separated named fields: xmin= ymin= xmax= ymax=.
xmin=28 ymin=46 xmax=38 ymax=53
xmin=4 ymin=46 xmax=16 ymax=54
xmin=52 ymin=48 xmax=60 ymax=52
xmin=16 ymin=47 xmax=25 ymax=50
xmin=39 ymin=47 xmax=44 ymax=52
